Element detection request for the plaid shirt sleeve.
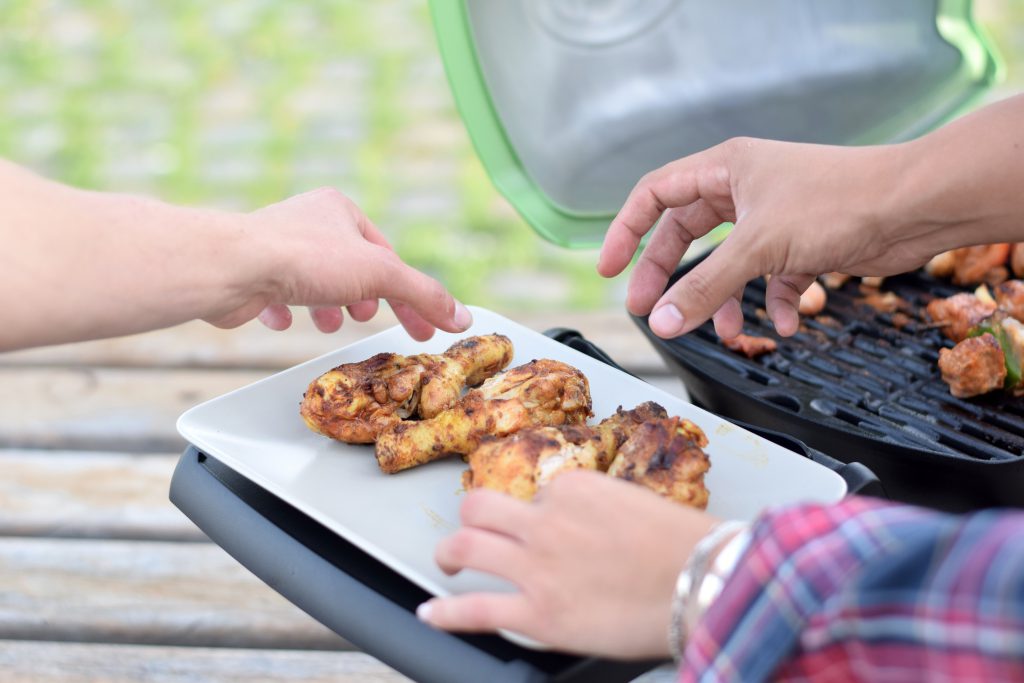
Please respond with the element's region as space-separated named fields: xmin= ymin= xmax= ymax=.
xmin=679 ymin=496 xmax=1024 ymax=682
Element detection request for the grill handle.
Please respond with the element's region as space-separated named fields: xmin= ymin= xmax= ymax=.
xmin=543 ymin=327 xmax=886 ymax=499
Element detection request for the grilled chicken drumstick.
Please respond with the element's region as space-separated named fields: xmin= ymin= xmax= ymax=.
xmin=300 ymin=334 xmax=514 ymax=443
xmin=375 ymin=358 xmax=592 ymax=474
xmin=462 ymin=401 xmax=668 ymax=500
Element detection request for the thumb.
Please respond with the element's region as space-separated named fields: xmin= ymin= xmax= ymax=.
xmin=647 ymin=228 xmax=761 ymax=338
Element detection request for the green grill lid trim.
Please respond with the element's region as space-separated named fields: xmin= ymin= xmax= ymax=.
xmin=429 ymin=0 xmax=610 ymax=248
xmin=430 ymin=0 xmax=1001 ymax=250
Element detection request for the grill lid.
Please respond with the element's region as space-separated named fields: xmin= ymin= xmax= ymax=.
xmin=430 ymin=0 xmax=1000 ymax=247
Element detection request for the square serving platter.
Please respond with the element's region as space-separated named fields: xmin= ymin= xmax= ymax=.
xmin=177 ymin=306 xmax=847 ymax=601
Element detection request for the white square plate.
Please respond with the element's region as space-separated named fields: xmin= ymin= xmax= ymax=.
xmin=178 ymin=306 xmax=846 ymax=600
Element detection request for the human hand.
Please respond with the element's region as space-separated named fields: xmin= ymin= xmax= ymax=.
xmin=417 ymin=471 xmax=718 ymax=659
xmin=205 ymin=187 xmax=471 ymax=341
xmin=596 ymin=137 xmax=940 ymax=339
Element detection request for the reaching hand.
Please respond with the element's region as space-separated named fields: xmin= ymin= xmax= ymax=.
xmin=418 ymin=471 xmax=718 ymax=659
xmin=596 ymin=137 xmax=931 ymax=340
xmin=204 ymin=187 xmax=472 ymax=341
xmin=598 ymin=95 xmax=1024 ymax=342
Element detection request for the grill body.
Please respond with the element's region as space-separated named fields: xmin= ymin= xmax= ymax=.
xmin=636 ymin=260 xmax=1024 ymax=513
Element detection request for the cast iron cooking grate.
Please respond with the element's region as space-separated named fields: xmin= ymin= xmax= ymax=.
xmin=658 ymin=268 xmax=1024 ymax=464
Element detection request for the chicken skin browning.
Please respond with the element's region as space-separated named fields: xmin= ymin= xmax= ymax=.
xmin=374 ymin=358 xmax=592 ymax=474
xmin=721 ymin=333 xmax=777 ymax=359
xmin=951 ymin=244 xmax=1012 ymax=286
xmin=926 ymin=293 xmax=997 ymax=343
xmin=300 ymin=334 xmax=513 ymax=443
xmin=607 ymin=417 xmax=711 ymax=509
xmin=996 ymin=280 xmax=1024 ymax=322
xmin=938 ymin=333 xmax=1007 ymax=398
xmin=462 ymin=401 xmax=669 ymax=500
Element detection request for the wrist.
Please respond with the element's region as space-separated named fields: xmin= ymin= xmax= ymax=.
xmin=893 ymin=97 xmax=1024 ymax=251
xmin=668 ymin=520 xmax=752 ymax=661
xmin=90 ymin=189 xmax=268 ymax=324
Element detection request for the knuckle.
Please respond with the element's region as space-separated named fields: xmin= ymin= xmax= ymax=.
xmin=443 ymin=529 xmax=477 ymax=565
xmin=635 ymin=169 xmax=658 ymax=191
xmin=413 ymin=274 xmax=453 ymax=315
xmin=681 ymin=268 xmax=716 ymax=308
xmin=550 ymin=469 xmax=593 ymax=493
xmin=459 ymin=488 xmax=500 ymax=526
xmin=722 ymin=135 xmax=753 ymax=154
xmin=309 ymin=186 xmax=353 ymax=208
xmin=459 ymin=489 xmax=487 ymax=524
xmin=462 ymin=599 xmax=497 ymax=630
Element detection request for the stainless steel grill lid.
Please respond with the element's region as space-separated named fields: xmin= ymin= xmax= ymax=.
xmin=431 ymin=0 xmax=1000 ymax=246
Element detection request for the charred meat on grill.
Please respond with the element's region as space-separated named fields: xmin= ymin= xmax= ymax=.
xmin=926 ymin=293 xmax=997 ymax=343
xmin=995 ymin=280 xmax=1024 ymax=322
xmin=721 ymin=334 xmax=777 ymax=358
xmin=938 ymin=334 xmax=1007 ymax=398
xmin=1012 ymin=244 xmax=1024 ymax=279
xmin=951 ymin=244 xmax=1013 ymax=286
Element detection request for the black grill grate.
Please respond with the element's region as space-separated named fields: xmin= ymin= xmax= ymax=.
xmin=661 ymin=268 xmax=1024 ymax=464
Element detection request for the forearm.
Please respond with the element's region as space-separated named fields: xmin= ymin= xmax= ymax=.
xmin=682 ymin=498 xmax=1024 ymax=682
xmin=0 ymin=160 xmax=269 ymax=350
xmin=894 ymin=93 xmax=1024 ymax=252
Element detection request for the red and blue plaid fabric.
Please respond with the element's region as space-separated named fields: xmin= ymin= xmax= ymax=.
xmin=680 ymin=496 xmax=1024 ymax=682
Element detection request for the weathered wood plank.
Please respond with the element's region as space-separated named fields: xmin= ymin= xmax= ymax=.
xmin=0 ymin=537 xmax=350 ymax=650
xmin=0 ymin=450 xmax=202 ymax=540
xmin=0 ymin=367 xmax=687 ymax=452
xmin=0 ymin=309 xmax=675 ymax=374
xmin=0 ymin=368 xmax=264 ymax=451
xmin=0 ymin=641 xmax=411 ymax=683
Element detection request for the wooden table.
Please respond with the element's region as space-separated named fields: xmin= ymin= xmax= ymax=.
xmin=0 ymin=309 xmax=686 ymax=682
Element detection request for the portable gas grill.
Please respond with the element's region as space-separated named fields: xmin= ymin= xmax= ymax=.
xmin=635 ymin=257 xmax=1024 ymax=513
xmin=427 ymin=0 xmax=1003 ymax=513
xmin=169 ymin=3 xmax=1000 ymax=681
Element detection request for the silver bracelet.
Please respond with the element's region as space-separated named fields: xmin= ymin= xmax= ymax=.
xmin=668 ymin=520 xmax=752 ymax=661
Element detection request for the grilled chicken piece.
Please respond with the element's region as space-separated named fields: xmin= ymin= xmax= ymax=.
xmin=721 ymin=334 xmax=777 ymax=358
xmin=926 ymin=293 xmax=997 ymax=343
xmin=860 ymin=276 xmax=886 ymax=289
xmin=607 ymin=417 xmax=711 ymax=509
xmin=1012 ymin=244 xmax=1024 ymax=279
xmin=462 ymin=402 xmax=669 ymax=500
xmin=996 ymin=280 xmax=1024 ymax=322
xmin=925 ymin=251 xmax=957 ymax=278
xmin=938 ymin=334 xmax=1007 ymax=398
xmin=300 ymin=334 xmax=513 ymax=443
xmin=951 ymin=244 xmax=1012 ymax=286
xmin=820 ymin=272 xmax=852 ymax=290
xmin=375 ymin=359 xmax=592 ymax=473
xmin=861 ymin=291 xmax=910 ymax=314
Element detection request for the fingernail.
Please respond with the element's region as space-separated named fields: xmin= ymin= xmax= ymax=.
xmin=416 ymin=601 xmax=434 ymax=623
xmin=454 ymin=302 xmax=473 ymax=331
xmin=649 ymin=303 xmax=685 ymax=336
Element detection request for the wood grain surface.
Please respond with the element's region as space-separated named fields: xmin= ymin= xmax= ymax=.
xmin=0 ymin=311 xmax=683 ymax=682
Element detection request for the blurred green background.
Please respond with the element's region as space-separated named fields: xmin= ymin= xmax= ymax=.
xmin=0 ymin=0 xmax=1021 ymax=312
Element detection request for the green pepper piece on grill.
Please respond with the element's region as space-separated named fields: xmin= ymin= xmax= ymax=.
xmin=968 ymin=319 xmax=1023 ymax=389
